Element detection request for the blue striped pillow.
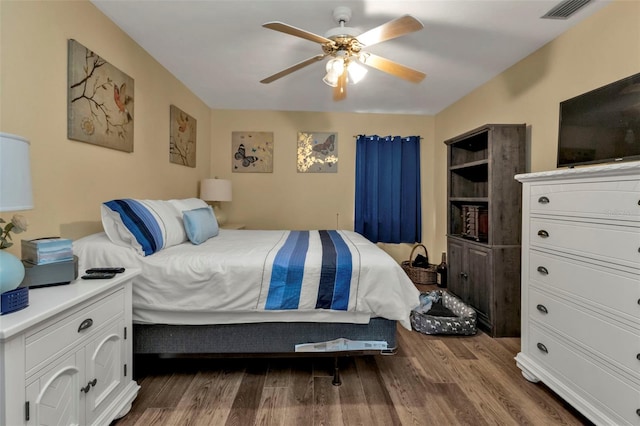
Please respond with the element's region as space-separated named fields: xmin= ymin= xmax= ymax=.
xmin=102 ymin=199 xmax=164 ymax=255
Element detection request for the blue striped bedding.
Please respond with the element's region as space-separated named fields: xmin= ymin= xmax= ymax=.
xmin=264 ymin=230 xmax=354 ymax=311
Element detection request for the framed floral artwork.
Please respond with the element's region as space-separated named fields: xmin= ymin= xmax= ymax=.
xmin=232 ymin=131 xmax=273 ymax=173
xmin=67 ymin=39 xmax=134 ymax=152
xmin=169 ymin=105 xmax=197 ymax=167
xmin=297 ymin=131 xmax=338 ymax=173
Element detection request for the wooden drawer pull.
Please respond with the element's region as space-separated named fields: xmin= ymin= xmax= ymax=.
xmin=536 ymin=343 xmax=548 ymax=354
xmin=537 ymin=266 xmax=549 ymax=275
xmin=538 ymin=196 xmax=550 ymax=204
xmin=536 ymin=304 xmax=548 ymax=314
xmin=77 ymin=318 xmax=93 ymax=332
xmin=537 ymin=230 xmax=549 ymax=238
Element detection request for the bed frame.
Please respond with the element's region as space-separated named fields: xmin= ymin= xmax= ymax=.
xmin=133 ymin=318 xmax=398 ymax=385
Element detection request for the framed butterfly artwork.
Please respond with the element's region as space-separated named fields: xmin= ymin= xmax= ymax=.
xmin=67 ymin=39 xmax=134 ymax=152
xmin=232 ymin=131 xmax=274 ymax=173
xmin=297 ymin=132 xmax=338 ymax=173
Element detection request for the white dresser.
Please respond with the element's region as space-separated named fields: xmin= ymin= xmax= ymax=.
xmin=0 ymin=269 xmax=140 ymax=425
xmin=515 ymin=162 xmax=640 ymax=426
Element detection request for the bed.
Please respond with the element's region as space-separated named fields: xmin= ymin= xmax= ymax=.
xmin=73 ymin=198 xmax=420 ymax=384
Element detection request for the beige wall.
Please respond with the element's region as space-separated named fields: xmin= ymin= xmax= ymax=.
xmin=0 ymin=0 xmax=212 ymax=255
xmin=209 ymin=110 xmax=435 ymax=262
xmin=432 ymin=0 xmax=640 ymax=253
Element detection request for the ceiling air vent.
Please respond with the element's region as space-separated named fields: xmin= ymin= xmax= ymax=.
xmin=541 ymin=0 xmax=592 ymax=19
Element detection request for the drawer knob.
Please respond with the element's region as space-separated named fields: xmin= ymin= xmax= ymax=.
xmin=637 ymin=353 xmax=640 ymax=361
xmin=537 ymin=266 xmax=549 ymax=275
xmin=460 ymin=272 xmax=468 ymax=279
xmin=536 ymin=304 xmax=548 ymax=314
xmin=538 ymin=196 xmax=550 ymax=204
xmin=536 ymin=342 xmax=548 ymax=354
xmin=77 ymin=318 xmax=93 ymax=332
xmin=537 ymin=230 xmax=549 ymax=238
xmin=637 ymin=408 xmax=640 ymax=417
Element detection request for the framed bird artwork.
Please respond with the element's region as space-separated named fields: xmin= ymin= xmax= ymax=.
xmin=169 ymin=105 xmax=197 ymax=167
xmin=297 ymin=132 xmax=338 ymax=173
xmin=231 ymin=131 xmax=274 ymax=173
xmin=67 ymin=39 xmax=134 ymax=152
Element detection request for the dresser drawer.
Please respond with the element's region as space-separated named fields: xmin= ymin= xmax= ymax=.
xmin=529 ymin=288 xmax=640 ymax=377
xmin=25 ymin=288 xmax=125 ymax=373
xmin=530 ymin=179 xmax=640 ymax=222
xmin=529 ymin=250 xmax=640 ymax=321
xmin=530 ymin=218 xmax=640 ymax=268
xmin=528 ymin=325 xmax=640 ymax=426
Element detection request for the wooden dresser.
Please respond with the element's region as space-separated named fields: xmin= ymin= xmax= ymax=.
xmin=515 ymin=162 xmax=640 ymax=425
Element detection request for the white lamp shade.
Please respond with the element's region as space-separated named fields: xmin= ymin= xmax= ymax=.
xmin=200 ymin=179 xmax=232 ymax=202
xmin=0 ymin=132 xmax=34 ymax=211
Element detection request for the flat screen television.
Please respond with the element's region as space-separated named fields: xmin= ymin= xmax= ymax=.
xmin=557 ymin=72 xmax=640 ymax=168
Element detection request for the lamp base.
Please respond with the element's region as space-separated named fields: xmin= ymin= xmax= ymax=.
xmin=213 ymin=204 xmax=227 ymax=226
xmin=0 ymin=250 xmax=25 ymax=293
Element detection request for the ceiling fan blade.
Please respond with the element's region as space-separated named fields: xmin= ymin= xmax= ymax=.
xmin=333 ymin=69 xmax=348 ymax=101
xmin=260 ymin=55 xmax=326 ymax=84
xmin=263 ymin=22 xmax=333 ymax=45
xmin=360 ymin=53 xmax=426 ymax=83
xmin=356 ymin=15 xmax=423 ymax=47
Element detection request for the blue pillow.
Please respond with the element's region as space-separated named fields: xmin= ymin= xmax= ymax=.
xmin=183 ymin=206 xmax=219 ymax=244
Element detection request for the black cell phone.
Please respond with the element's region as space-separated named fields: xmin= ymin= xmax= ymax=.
xmin=85 ymin=267 xmax=125 ymax=274
xmin=81 ymin=272 xmax=116 ymax=280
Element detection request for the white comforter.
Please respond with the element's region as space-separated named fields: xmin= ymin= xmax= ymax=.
xmin=73 ymin=230 xmax=420 ymax=329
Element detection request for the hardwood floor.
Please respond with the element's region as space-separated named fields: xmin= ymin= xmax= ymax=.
xmin=113 ymin=326 xmax=593 ymax=426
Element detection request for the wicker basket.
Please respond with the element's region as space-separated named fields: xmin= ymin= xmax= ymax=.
xmin=401 ymin=244 xmax=437 ymax=285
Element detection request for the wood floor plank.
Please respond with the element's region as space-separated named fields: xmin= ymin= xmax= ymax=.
xmin=255 ymin=387 xmax=287 ymax=426
xmin=284 ymin=359 xmax=314 ymax=425
xmin=314 ymin=376 xmax=344 ymax=426
xmin=264 ymin=359 xmax=291 ymax=388
xmin=224 ymin=361 xmax=268 ymax=426
xmin=335 ymin=358 xmax=375 ymax=426
xmin=354 ymin=356 xmax=402 ymax=426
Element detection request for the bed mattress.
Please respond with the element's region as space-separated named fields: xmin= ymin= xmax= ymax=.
xmin=73 ymin=230 xmax=420 ymax=329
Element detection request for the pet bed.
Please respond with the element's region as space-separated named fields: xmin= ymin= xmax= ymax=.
xmin=410 ymin=290 xmax=477 ymax=335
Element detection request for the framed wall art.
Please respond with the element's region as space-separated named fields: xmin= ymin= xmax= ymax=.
xmin=297 ymin=131 xmax=338 ymax=173
xmin=67 ymin=39 xmax=134 ymax=152
xmin=232 ymin=131 xmax=273 ymax=173
xmin=169 ymin=105 xmax=197 ymax=167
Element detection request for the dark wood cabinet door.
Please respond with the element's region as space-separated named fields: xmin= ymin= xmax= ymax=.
xmin=466 ymin=245 xmax=492 ymax=320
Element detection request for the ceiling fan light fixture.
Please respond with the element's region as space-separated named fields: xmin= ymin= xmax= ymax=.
xmin=323 ymin=57 xmax=345 ymax=87
xmin=347 ymin=60 xmax=367 ymax=84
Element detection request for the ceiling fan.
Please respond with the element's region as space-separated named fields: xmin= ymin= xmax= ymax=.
xmin=260 ymin=6 xmax=426 ymax=101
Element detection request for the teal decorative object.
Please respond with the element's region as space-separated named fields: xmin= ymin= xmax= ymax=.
xmin=0 ymin=250 xmax=25 ymax=294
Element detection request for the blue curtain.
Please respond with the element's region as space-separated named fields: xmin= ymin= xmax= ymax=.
xmin=354 ymin=135 xmax=422 ymax=243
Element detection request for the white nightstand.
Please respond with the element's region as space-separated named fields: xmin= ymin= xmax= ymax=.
xmin=0 ymin=269 xmax=140 ymax=425
xmin=220 ymin=223 xmax=245 ymax=230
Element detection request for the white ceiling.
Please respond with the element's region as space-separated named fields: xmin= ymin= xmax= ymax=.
xmin=91 ymin=0 xmax=611 ymax=115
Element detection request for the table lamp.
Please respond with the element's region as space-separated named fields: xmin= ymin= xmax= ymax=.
xmin=199 ymin=178 xmax=232 ymax=226
xmin=0 ymin=132 xmax=34 ymax=294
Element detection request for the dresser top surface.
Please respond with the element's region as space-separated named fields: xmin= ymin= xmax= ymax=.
xmin=0 ymin=268 xmax=139 ymax=340
xmin=516 ymin=160 xmax=640 ymax=183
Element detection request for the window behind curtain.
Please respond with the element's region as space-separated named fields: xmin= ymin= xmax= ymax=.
xmin=354 ymin=135 xmax=422 ymax=243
